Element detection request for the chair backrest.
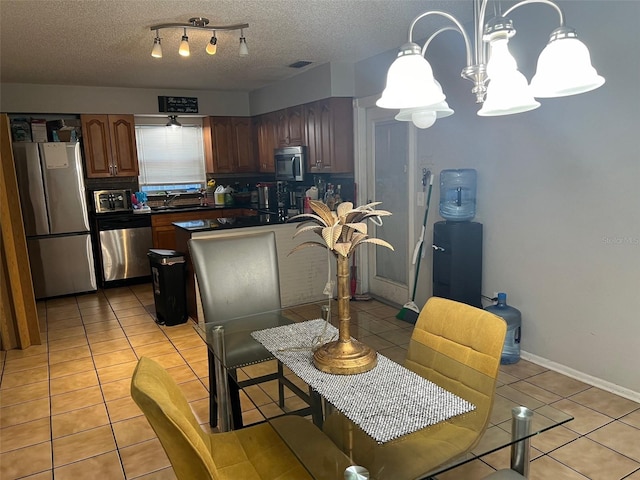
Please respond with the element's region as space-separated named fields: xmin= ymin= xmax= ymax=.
xmin=189 ymin=231 xmax=281 ymax=324
xmin=404 ymin=296 xmax=507 ymax=435
xmin=130 ymin=357 xmax=217 ymax=480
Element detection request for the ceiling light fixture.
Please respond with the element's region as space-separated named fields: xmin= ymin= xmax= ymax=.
xmin=206 ymin=32 xmax=217 ymax=55
xmin=151 ymin=31 xmax=162 ymax=58
xmin=149 ymin=17 xmax=249 ymax=58
xmin=379 ymin=0 xmax=604 ymax=128
xmin=178 ymin=28 xmax=190 ymax=57
xmin=239 ymin=29 xmax=249 ymax=56
xmin=166 ymin=115 xmax=181 ymax=128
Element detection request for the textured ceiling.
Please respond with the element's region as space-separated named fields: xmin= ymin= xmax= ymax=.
xmin=0 ymin=0 xmax=473 ymax=92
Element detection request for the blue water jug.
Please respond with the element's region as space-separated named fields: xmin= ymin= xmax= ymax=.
xmin=439 ymin=169 xmax=477 ymax=221
xmin=485 ymin=292 xmax=521 ymax=364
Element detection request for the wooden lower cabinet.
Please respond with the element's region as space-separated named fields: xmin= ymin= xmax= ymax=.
xmin=151 ymin=209 xmax=249 ymax=250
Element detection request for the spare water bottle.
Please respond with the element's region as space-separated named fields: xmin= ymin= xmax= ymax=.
xmin=439 ymin=169 xmax=477 ymax=221
xmin=485 ymin=292 xmax=521 ymax=364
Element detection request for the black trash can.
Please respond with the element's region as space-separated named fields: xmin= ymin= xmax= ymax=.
xmin=148 ymin=249 xmax=187 ymax=326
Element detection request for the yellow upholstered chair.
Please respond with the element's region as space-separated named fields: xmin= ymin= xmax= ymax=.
xmin=323 ymin=297 xmax=507 ymax=480
xmin=131 ymin=356 xmax=353 ymax=480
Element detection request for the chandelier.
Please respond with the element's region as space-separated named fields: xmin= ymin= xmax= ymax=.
xmin=149 ymin=17 xmax=249 ymax=59
xmin=377 ymin=0 xmax=605 ymax=128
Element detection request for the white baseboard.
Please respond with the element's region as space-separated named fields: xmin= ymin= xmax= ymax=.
xmin=520 ymin=350 xmax=640 ymax=404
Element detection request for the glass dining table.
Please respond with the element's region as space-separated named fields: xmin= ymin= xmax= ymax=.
xmin=195 ymin=300 xmax=573 ymax=479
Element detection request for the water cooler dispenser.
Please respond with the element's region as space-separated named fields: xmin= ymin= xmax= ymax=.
xmin=432 ymin=169 xmax=483 ymax=307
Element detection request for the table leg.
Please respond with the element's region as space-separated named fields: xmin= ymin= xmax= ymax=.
xmin=510 ymin=406 xmax=533 ymax=476
xmin=211 ymin=326 xmax=232 ymax=432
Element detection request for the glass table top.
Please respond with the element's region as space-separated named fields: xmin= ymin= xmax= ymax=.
xmin=195 ymin=300 xmax=573 ymax=479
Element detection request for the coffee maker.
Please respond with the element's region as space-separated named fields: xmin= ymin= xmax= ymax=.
xmin=257 ymin=183 xmax=277 ymax=211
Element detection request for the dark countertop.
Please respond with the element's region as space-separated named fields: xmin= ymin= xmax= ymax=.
xmin=147 ymin=204 xmax=254 ymax=214
xmin=173 ymin=212 xmax=287 ymax=232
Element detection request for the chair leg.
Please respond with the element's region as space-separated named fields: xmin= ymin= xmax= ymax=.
xmin=229 ymin=370 xmax=244 ymax=429
xmin=277 ymin=361 xmax=285 ymax=408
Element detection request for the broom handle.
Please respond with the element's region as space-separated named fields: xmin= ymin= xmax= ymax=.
xmin=410 ymin=175 xmax=434 ymax=302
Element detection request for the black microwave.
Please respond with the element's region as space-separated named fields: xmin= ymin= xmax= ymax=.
xmin=275 ymin=146 xmax=306 ymax=182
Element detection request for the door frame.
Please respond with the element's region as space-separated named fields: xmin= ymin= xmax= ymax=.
xmin=353 ymin=95 xmax=418 ymax=303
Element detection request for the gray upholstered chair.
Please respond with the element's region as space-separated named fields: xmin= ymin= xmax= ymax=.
xmin=188 ymin=231 xmax=292 ymax=428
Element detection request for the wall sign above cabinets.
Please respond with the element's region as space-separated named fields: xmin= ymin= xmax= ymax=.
xmin=158 ymin=96 xmax=199 ymax=113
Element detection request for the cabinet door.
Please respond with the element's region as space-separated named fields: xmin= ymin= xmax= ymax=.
xmin=153 ymin=225 xmax=178 ymax=250
xmin=109 ymin=115 xmax=139 ymax=177
xmin=277 ymin=106 xmax=304 ymax=147
xmin=306 ymin=98 xmax=353 ymax=174
xmin=81 ymin=115 xmax=113 ymax=178
xmin=327 ymin=97 xmax=354 ymax=173
xmin=209 ymin=117 xmax=234 ymax=173
xmin=231 ymin=117 xmax=255 ymax=172
xmin=256 ymin=113 xmax=277 ymax=172
xmin=287 ymin=106 xmax=304 ymax=145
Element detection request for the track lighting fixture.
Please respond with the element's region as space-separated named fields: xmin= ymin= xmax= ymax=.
xmin=149 ymin=17 xmax=249 ymax=58
xmin=378 ymin=0 xmax=604 ymax=127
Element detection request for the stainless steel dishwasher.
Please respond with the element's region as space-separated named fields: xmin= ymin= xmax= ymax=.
xmin=95 ymin=213 xmax=153 ymax=285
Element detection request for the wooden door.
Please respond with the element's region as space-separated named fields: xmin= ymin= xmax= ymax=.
xmin=109 ymin=115 xmax=139 ymax=176
xmin=81 ymin=114 xmax=113 ymax=177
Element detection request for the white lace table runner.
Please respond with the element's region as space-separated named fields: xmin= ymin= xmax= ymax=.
xmin=251 ymin=319 xmax=475 ymax=444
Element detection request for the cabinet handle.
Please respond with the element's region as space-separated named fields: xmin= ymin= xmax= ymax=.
xmin=113 ymin=164 xmax=118 ymax=175
xmin=432 ymin=245 xmax=445 ymax=252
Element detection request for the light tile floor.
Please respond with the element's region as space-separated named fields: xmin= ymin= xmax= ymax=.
xmin=0 ymin=284 xmax=638 ymax=479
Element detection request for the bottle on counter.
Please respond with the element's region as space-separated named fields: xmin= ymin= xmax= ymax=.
xmin=324 ymin=183 xmax=335 ymax=210
xmin=334 ymin=184 xmax=342 ymax=208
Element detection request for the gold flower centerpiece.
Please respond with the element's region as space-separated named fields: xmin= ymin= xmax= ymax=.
xmin=289 ymin=200 xmax=393 ymax=374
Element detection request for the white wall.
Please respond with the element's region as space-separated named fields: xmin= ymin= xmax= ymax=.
xmin=356 ymin=1 xmax=640 ymax=395
xmin=0 ymin=84 xmax=250 ymax=116
xmin=249 ymin=62 xmax=355 ymax=115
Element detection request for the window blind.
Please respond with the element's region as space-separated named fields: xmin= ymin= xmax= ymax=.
xmin=135 ymin=125 xmax=205 ymax=188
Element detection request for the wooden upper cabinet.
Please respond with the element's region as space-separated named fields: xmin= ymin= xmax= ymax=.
xmin=109 ymin=115 xmax=139 ymax=176
xmin=305 ymin=97 xmax=353 ymax=173
xmin=255 ymin=112 xmax=277 ymax=172
xmin=276 ymin=105 xmax=304 ymax=147
xmin=231 ymin=117 xmax=255 ymax=172
xmin=81 ymin=114 xmax=139 ymax=178
xmin=203 ymin=116 xmax=254 ymax=173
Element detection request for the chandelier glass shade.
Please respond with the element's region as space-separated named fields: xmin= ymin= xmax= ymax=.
xmin=530 ymin=28 xmax=605 ymax=98
xmin=377 ymin=0 xmax=604 ymax=125
xmin=149 ymin=17 xmax=248 ymax=58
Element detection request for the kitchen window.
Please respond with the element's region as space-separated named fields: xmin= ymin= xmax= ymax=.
xmin=135 ymin=123 xmax=206 ymax=194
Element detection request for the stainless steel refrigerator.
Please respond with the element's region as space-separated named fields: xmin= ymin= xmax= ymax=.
xmin=13 ymin=142 xmax=97 ymax=299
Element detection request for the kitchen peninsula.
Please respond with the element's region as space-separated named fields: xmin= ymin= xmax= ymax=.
xmin=174 ymin=212 xmax=330 ymax=321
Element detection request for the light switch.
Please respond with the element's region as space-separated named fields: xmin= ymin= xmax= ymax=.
xmin=417 ymin=191 xmax=425 ymax=207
